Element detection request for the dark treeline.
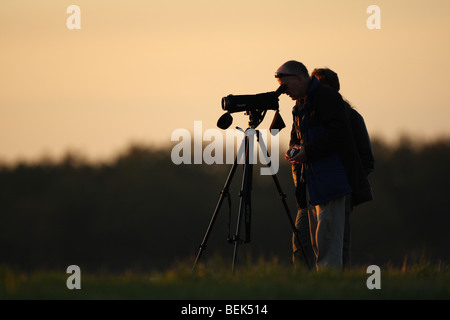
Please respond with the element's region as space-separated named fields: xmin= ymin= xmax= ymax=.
xmin=1 ymin=136 xmax=449 ymax=272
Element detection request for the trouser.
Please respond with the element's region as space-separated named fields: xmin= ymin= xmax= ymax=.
xmin=293 ymin=188 xmax=346 ymax=270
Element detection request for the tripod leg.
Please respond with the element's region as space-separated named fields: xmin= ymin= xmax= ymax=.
xmin=257 ymin=133 xmax=313 ymax=270
xmin=231 ymin=135 xmax=252 ymax=273
xmin=192 ymin=153 xmax=239 ymax=272
xmin=270 ymin=172 xmax=313 ymax=270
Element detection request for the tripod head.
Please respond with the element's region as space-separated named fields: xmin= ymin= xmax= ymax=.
xmin=247 ymin=110 xmax=265 ymax=129
xmin=218 ymin=107 xmax=286 ymax=133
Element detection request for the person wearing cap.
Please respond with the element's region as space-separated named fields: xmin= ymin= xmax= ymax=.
xmin=275 ymin=60 xmax=371 ymax=270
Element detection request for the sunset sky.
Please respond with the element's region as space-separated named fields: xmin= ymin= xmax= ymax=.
xmin=1 ymin=0 xmax=449 ymax=163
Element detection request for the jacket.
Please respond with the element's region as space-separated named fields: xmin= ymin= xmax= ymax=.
xmin=290 ymin=77 xmax=373 ymax=206
xmin=344 ymin=102 xmax=375 ymax=176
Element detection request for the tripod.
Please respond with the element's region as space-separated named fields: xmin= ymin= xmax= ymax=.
xmin=192 ymin=113 xmax=313 ymax=272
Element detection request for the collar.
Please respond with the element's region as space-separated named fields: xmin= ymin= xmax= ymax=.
xmin=306 ymin=76 xmax=320 ymax=100
xmin=292 ymin=77 xmax=320 ymax=116
xmin=301 ymin=77 xmax=320 ymax=111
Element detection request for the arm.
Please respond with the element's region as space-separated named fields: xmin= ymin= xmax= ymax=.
xmin=351 ymin=109 xmax=375 ymax=175
xmin=289 ymin=121 xmax=300 ymax=147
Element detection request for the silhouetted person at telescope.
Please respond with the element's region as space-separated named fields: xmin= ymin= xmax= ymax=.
xmin=275 ymin=60 xmax=373 ymax=270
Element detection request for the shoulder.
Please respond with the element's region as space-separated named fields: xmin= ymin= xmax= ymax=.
xmin=347 ymin=105 xmax=365 ymax=124
xmin=316 ymin=84 xmax=344 ymax=107
xmin=316 ymin=83 xmax=341 ymax=100
xmin=311 ymin=84 xmax=345 ymax=113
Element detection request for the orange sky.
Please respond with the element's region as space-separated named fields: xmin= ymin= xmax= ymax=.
xmin=1 ymin=0 xmax=449 ymax=163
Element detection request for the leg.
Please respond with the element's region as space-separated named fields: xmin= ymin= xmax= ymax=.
xmin=314 ymin=196 xmax=346 ymax=270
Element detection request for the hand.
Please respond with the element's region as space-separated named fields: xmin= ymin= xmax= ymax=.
xmin=285 ymin=145 xmax=307 ymax=163
xmin=285 ymin=145 xmax=299 ymax=161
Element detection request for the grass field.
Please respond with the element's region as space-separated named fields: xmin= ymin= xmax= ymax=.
xmin=1 ymin=258 xmax=449 ymax=300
